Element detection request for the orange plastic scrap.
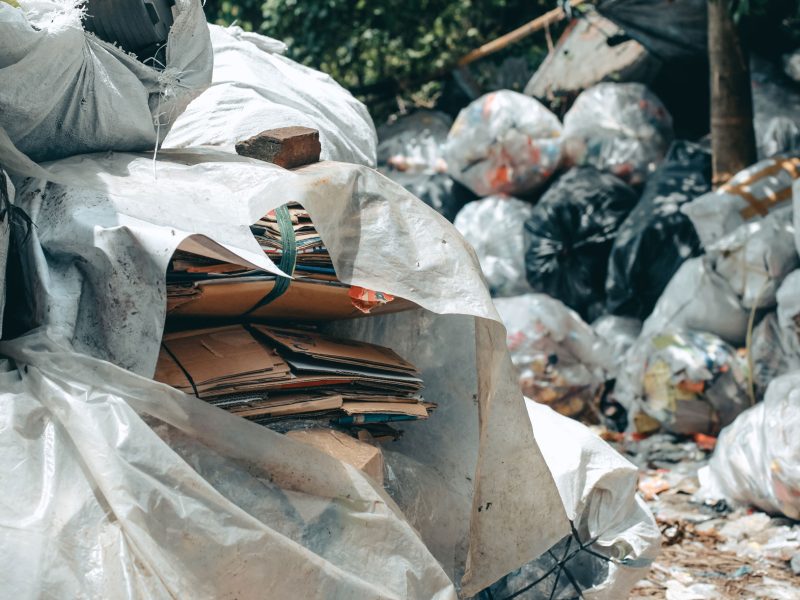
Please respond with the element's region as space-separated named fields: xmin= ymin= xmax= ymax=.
xmin=348 ymin=286 xmax=395 ymax=314
xmin=693 ymin=433 xmax=717 ymax=451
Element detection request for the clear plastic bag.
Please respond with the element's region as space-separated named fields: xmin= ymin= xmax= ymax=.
xmin=443 ymin=90 xmax=563 ymax=197
xmin=493 ymin=294 xmax=612 ymax=422
xmin=454 ymin=196 xmax=536 ymax=297
xmin=562 ymin=82 xmax=673 ymax=186
xmin=699 ymin=372 xmax=800 ymax=520
xmin=637 ymin=329 xmax=750 ymax=435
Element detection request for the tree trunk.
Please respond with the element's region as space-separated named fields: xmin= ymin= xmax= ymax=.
xmin=708 ymin=0 xmax=757 ymax=187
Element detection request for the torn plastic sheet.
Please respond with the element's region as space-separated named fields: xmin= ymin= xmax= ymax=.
xmin=0 ymin=329 xmax=457 ymax=599
xmin=164 ymin=24 xmax=377 ymax=167
xmin=475 ymin=400 xmax=660 ymax=599
xmin=0 ymin=0 xmax=212 ymax=163
xmin=4 ymin=148 xmax=569 ymax=595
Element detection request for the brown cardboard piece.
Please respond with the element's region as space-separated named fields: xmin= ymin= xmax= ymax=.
xmin=287 ymin=428 xmax=385 ymax=485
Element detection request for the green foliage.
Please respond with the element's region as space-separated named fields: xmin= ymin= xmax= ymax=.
xmin=204 ymin=0 xmax=556 ymax=116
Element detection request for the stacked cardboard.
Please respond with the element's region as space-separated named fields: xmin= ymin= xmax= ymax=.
xmin=155 ymin=324 xmax=432 ymax=426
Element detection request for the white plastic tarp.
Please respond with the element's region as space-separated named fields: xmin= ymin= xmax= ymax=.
xmin=164 ymin=24 xmax=377 ymax=166
xmin=0 ymin=0 xmax=212 ymax=163
xmin=4 ymin=148 xmax=569 ymax=596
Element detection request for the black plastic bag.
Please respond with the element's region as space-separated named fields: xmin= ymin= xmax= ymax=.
xmin=605 ymin=141 xmax=710 ymax=320
xmin=597 ymin=0 xmax=707 ymax=60
xmin=523 ymin=167 xmax=638 ymax=321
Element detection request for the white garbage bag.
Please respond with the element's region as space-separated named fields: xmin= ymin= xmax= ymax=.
xmin=707 ymin=206 xmax=798 ymax=309
xmin=0 ymin=0 xmax=212 ymax=163
xmin=682 ymin=156 xmax=800 ymax=247
xmin=0 ymin=329 xmax=457 ymax=599
xmin=750 ymin=312 xmax=800 ymax=400
xmin=699 ymin=372 xmax=800 ymax=520
xmin=476 ymin=400 xmax=660 ymax=599
xmin=442 ymin=90 xmax=563 ymax=197
xmin=777 ymin=269 xmax=800 ymax=334
xmin=640 ymin=257 xmax=750 ymax=346
xmin=164 ymin=24 xmax=377 ymax=166
xmin=6 ymin=148 xmax=569 ymax=595
xmin=454 ymin=196 xmax=535 ymax=297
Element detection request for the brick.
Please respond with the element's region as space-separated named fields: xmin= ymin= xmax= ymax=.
xmin=235 ymin=126 xmax=321 ymax=169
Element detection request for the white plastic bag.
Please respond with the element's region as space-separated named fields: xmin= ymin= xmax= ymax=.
xmin=493 ymin=294 xmax=611 ymax=421
xmin=0 ymin=329 xmax=457 ymax=599
xmin=443 ymin=90 xmax=563 ymax=197
xmin=641 ymin=257 xmax=750 ymax=346
xmin=682 ymin=156 xmax=800 ymax=247
xmin=750 ymin=312 xmax=800 ymax=400
xmin=164 ymin=24 xmax=377 ymax=166
xmin=6 ymin=148 xmax=569 ymax=595
xmin=707 ymin=206 xmax=798 ymax=309
xmin=0 ymin=0 xmax=211 ymax=163
xmin=699 ymin=372 xmax=800 ymax=520
xmin=454 ymin=196 xmax=535 ymax=297
xmin=477 ymin=400 xmax=660 ymax=600
xmin=562 ymin=82 xmax=673 ymax=186
xmin=777 ymin=269 xmax=800 ymax=334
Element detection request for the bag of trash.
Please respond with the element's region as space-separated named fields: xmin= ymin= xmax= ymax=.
xmin=750 ymin=312 xmax=800 ymax=400
xmin=606 ymin=141 xmax=711 ymax=320
xmin=455 ymin=196 xmax=535 ymax=297
xmin=524 ymin=11 xmax=660 ymax=112
xmin=523 ymin=167 xmax=639 ymax=320
xmin=640 ymin=257 xmax=750 ymax=346
xmin=682 ymin=156 xmax=800 ymax=247
xmin=751 ymin=56 xmax=800 ymax=159
xmin=442 ymin=90 xmax=563 ymax=197
xmin=0 ymin=329 xmax=458 ymax=599
xmin=638 ymin=329 xmax=750 ymax=435
xmin=699 ymin=372 xmax=800 ymax=520
xmin=706 ymin=206 xmax=798 ymax=309
xmin=7 ymin=149 xmax=570 ymax=596
xmin=592 ymin=315 xmax=642 ymax=373
xmin=493 ymin=294 xmax=612 ymax=423
xmin=777 ymin=270 xmax=800 ymax=334
xmin=377 ymin=110 xmax=474 ymax=221
xmin=476 ymin=399 xmax=660 ymax=600
xmin=562 ymin=82 xmax=673 ymax=186
xmin=0 ymin=0 xmax=211 ymax=164
xmin=164 ymin=24 xmax=376 ymax=166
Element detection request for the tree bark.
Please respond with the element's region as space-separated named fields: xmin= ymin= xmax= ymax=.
xmin=708 ymin=0 xmax=757 ymax=187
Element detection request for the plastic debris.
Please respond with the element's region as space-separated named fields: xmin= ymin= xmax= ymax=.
xmin=562 ymin=82 xmax=674 ymax=185
xmin=637 ymin=330 xmax=750 ymax=436
xmin=454 ymin=196 xmax=535 ymax=297
xmin=443 ymin=90 xmax=563 ymax=197
xmin=750 ymin=313 xmax=800 ymax=400
xmin=700 ymin=371 xmax=800 ymax=520
xmin=606 ymin=141 xmax=711 ymax=320
xmin=523 ymin=167 xmax=639 ymax=320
